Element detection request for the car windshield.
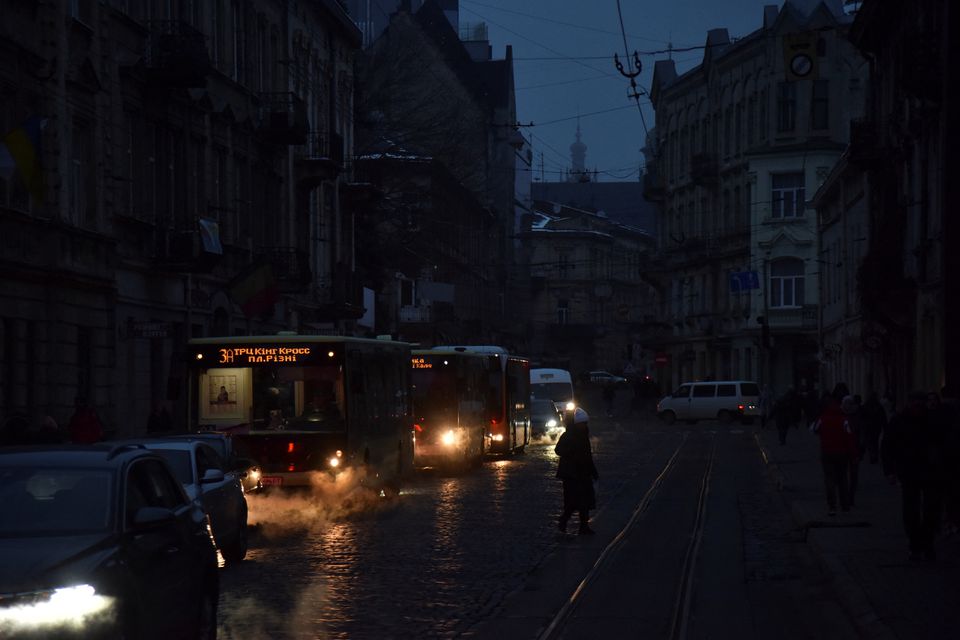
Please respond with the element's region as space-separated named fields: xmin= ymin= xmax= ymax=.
xmin=149 ymin=449 xmax=194 ymax=485
xmin=530 ymin=382 xmax=571 ymax=403
xmin=530 ymin=399 xmax=559 ymax=418
xmin=0 ymin=467 xmax=112 ymax=536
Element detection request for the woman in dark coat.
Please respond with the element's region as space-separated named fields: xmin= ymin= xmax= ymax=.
xmin=555 ymin=407 xmax=599 ymax=534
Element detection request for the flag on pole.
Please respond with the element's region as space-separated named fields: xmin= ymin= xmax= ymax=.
xmin=0 ymin=117 xmax=47 ymax=203
xmin=228 ymin=262 xmax=279 ymax=317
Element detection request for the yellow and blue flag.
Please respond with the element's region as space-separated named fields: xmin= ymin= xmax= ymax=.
xmin=0 ymin=116 xmax=47 ymax=203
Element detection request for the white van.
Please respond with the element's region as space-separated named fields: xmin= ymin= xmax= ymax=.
xmin=657 ymin=380 xmax=761 ymax=424
xmin=530 ymin=368 xmax=576 ymax=413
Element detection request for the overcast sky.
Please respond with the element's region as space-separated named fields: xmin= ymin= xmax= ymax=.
xmin=458 ymin=0 xmax=782 ymax=183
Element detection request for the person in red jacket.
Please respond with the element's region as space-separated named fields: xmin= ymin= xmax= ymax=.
xmin=810 ymin=383 xmax=858 ymax=515
xmin=67 ymin=396 xmax=103 ymax=444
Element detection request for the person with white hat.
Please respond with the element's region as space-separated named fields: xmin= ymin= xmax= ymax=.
xmin=555 ymin=407 xmax=599 ymax=535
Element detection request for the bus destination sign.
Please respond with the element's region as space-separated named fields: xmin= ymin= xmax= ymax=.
xmin=193 ymin=344 xmax=327 ymax=366
xmin=411 ymin=357 xmax=433 ymax=369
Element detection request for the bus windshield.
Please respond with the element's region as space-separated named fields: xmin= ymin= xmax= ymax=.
xmin=411 ymin=368 xmax=457 ymax=420
xmin=251 ymin=364 xmax=345 ymax=432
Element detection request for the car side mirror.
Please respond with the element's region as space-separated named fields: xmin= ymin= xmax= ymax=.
xmin=133 ymin=506 xmax=176 ymax=529
xmin=200 ymin=468 xmax=225 ymax=484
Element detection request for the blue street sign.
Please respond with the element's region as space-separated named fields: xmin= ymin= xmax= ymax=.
xmin=729 ymin=271 xmax=760 ymax=292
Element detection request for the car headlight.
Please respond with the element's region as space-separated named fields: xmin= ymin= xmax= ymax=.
xmin=565 ymin=401 xmax=576 ymax=411
xmin=545 ymin=419 xmax=558 ymax=429
xmin=0 ymin=584 xmax=114 ymax=630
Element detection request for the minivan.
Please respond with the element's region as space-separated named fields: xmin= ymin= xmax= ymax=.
xmin=657 ymin=380 xmax=761 ymax=424
xmin=530 ymin=368 xmax=576 ymax=413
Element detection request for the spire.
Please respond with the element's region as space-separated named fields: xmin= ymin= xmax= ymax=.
xmin=569 ymin=117 xmax=589 ymax=182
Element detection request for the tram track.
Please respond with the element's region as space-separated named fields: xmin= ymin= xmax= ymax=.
xmin=539 ymin=432 xmax=717 ymax=640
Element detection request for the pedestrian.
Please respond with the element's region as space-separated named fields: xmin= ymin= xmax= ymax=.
xmin=67 ymin=396 xmax=103 ymax=444
xmin=842 ymin=395 xmax=863 ymax=507
xmin=760 ymin=385 xmax=773 ymax=430
xmin=860 ymin=392 xmax=887 ymax=464
xmin=810 ymin=383 xmax=857 ymax=516
xmin=555 ymin=407 xmax=599 ymax=535
xmin=882 ymin=390 xmax=945 ymax=561
xmin=773 ymin=387 xmax=801 ymax=445
xmin=939 ymin=385 xmax=960 ymax=535
xmin=601 ymin=383 xmax=616 ymax=418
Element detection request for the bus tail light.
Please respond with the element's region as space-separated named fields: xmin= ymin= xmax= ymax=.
xmin=288 ymin=463 xmax=296 ymax=472
xmin=413 ymin=423 xmax=423 ymax=432
xmin=287 ymin=442 xmax=295 ymax=453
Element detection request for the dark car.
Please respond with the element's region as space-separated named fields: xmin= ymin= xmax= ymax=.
xmin=176 ymin=431 xmax=263 ymax=494
xmin=0 ymin=445 xmax=218 ymax=639
xmin=530 ymin=398 xmax=564 ymax=440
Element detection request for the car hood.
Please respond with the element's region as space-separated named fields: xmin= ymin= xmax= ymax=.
xmin=0 ymin=534 xmax=116 ymax=593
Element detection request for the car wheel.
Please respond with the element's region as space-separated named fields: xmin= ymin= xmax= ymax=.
xmin=194 ymin=583 xmax=218 ymax=640
xmin=660 ymin=410 xmax=676 ymax=425
xmin=221 ymin=515 xmax=248 ymax=564
xmin=718 ymin=410 xmax=733 ymax=423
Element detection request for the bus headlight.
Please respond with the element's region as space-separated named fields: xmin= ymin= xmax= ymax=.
xmin=328 ymin=449 xmax=343 ymax=468
xmin=490 ymin=434 xmax=504 ymax=442
xmin=441 ymin=430 xmax=458 ymax=447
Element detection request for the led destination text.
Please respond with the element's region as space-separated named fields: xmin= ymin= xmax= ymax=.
xmin=219 ymin=346 xmax=313 ymax=364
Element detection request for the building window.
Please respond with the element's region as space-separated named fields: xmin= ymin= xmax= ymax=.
xmin=777 ymin=82 xmax=796 ymax=132
xmin=70 ymin=121 xmax=95 ymax=226
xmin=557 ymin=252 xmax=571 ymax=278
xmin=556 ymin=299 xmax=569 ymax=325
xmin=769 ymin=258 xmax=805 ymax=308
xmin=811 ymin=79 xmax=829 ymax=130
xmin=771 ymin=173 xmax=805 ymax=218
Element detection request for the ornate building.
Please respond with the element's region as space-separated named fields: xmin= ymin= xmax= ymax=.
xmin=646 ymin=0 xmax=865 ymax=392
xmin=0 ymin=0 xmax=361 ymax=438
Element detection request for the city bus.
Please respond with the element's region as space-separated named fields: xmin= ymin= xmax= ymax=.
xmin=410 ymin=349 xmax=492 ymax=468
xmin=432 ymin=346 xmax=530 ymax=455
xmin=186 ymin=335 xmax=413 ymax=491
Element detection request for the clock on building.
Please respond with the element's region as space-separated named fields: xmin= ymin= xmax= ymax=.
xmin=790 ymin=53 xmax=813 ymax=78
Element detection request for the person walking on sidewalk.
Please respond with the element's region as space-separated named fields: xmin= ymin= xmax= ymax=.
xmin=882 ymin=390 xmax=945 ymax=561
xmin=842 ymin=395 xmax=863 ymax=507
xmin=555 ymin=407 xmax=599 ymax=535
xmin=861 ymin=391 xmax=887 ymax=464
xmin=939 ymin=385 xmax=960 ymax=535
xmin=810 ymin=384 xmax=857 ymax=516
xmin=773 ymin=387 xmax=802 ymax=445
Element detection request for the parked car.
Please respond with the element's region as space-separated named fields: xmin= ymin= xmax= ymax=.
xmin=0 ymin=445 xmax=219 ymax=639
xmin=175 ymin=431 xmax=263 ymax=494
xmin=530 ymin=398 xmax=565 ymax=440
xmin=657 ymin=380 xmax=761 ymax=424
xmin=588 ymin=371 xmax=628 ymax=386
xmin=121 ymin=438 xmax=248 ymax=564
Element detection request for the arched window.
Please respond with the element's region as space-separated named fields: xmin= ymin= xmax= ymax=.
xmin=769 ymin=258 xmax=805 ymax=308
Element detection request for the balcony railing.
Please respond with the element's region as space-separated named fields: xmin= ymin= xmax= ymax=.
xmin=294 ymin=132 xmax=345 ymax=186
xmin=256 ymin=92 xmax=309 ymax=145
xmin=258 ymin=247 xmax=311 ymax=288
xmin=145 ymin=21 xmax=210 ymax=87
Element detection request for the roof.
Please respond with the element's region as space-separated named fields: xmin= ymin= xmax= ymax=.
xmin=531 ymin=181 xmax=657 ymax=237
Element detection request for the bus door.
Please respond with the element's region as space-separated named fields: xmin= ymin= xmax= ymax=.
xmin=506 ymin=358 xmax=531 ymax=452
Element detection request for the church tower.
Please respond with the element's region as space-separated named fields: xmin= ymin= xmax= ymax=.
xmin=568 ymin=118 xmax=590 ymax=183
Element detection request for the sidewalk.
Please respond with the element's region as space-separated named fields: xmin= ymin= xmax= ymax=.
xmin=755 ymin=425 xmax=960 ymax=640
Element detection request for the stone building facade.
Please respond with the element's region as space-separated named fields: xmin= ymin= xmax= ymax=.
xmin=0 ymin=0 xmax=361 ymax=438
xmin=646 ymin=0 xmax=865 ymax=393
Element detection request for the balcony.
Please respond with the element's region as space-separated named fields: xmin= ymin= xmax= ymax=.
xmin=256 ymin=92 xmax=309 ymax=145
xmin=295 ymin=132 xmax=344 ymax=187
xmin=144 ymin=21 xmax=210 ymax=88
xmin=690 ymin=152 xmax=719 ymax=186
xmin=258 ymin=247 xmax=311 ymax=291
xmin=400 ymin=306 xmax=432 ymax=323
xmin=153 ymin=225 xmax=221 ymax=273
xmin=767 ymin=305 xmax=818 ymax=330
xmin=548 ymin=323 xmax=597 ymax=340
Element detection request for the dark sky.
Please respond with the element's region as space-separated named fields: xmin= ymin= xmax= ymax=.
xmin=459 ymin=0 xmax=783 ymax=182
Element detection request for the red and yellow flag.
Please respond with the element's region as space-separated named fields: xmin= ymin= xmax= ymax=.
xmin=228 ymin=262 xmax=279 ymax=317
